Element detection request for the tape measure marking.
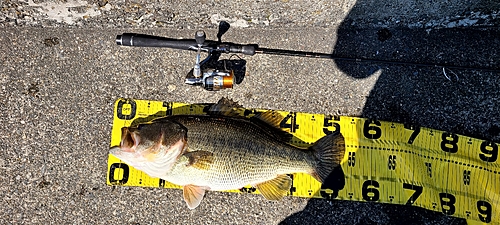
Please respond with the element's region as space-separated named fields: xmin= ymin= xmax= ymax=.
xmin=107 ymin=99 xmax=498 ymax=224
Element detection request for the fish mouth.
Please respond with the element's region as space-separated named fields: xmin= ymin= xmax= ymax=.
xmin=109 ymin=137 xmax=187 ymax=177
xmin=120 ymin=127 xmax=140 ymax=153
xmin=109 ymin=146 xmax=122 ymax=156
xmin=111 ymin=126 xmax=187 ymax=161
xmin=108 ymin=127 xmax=141 ymax=159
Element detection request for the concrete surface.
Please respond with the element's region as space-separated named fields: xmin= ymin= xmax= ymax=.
xmin=1 ymin=0 xmax=499 ymax=224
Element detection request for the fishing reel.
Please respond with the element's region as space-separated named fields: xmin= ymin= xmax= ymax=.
xmin=185 ymin=68 xmax=234 ymax=91
xmin=183 ymin=30 xmax=245 ymax=91
xmin=116 ymin=30 xmax=252 ymax=91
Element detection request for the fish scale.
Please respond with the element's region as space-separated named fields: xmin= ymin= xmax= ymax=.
xmin=163 ymin=115 xmax=315 ymax=190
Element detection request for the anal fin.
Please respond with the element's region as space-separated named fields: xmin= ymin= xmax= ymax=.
xmin=183 ymin=185 xmax=207 ymax=209
xmin=255 ymin=174 xmax=292 ymax=201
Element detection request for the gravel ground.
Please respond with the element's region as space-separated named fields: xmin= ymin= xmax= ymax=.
xmin=1 ymin=0 xmax=499 ymax=224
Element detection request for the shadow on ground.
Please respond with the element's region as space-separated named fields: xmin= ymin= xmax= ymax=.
xmin=281 ymin=0 xmax=499 ymax=224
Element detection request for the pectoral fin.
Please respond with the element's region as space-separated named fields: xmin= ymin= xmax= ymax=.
xmin=183 ymin=185 xmax=207 ymax=209
xmin=256 ymin=174 xmax=293 ymax=201
xmin=184 ymin=151 xmax=214 ymax=170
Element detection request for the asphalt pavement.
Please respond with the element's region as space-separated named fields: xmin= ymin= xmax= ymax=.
xmin=1 ymin=0 xmax=499 ymax=224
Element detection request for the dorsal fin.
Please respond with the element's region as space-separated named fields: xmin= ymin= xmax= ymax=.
xmin=252 ymin=110 xmax=283 ymax=128
xmin=250 ymin=110 xmax=293 ymax=143
xmin=209 ymin=99 xmax=293 ymax=143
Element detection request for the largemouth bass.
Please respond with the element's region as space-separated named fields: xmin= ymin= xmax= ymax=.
xmin=109 ymin=100 xmax=345 ymax=209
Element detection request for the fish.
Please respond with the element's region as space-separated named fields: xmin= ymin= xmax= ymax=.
xmin=109 ymin=98 xmax=346 ymax=209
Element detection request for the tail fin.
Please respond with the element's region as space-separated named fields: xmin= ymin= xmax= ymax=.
xmin=310 ymin=132 xmax=346 ymax=183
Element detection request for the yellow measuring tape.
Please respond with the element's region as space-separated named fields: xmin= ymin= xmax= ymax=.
xmin=107 ymin=98 xmax=499 ymax=224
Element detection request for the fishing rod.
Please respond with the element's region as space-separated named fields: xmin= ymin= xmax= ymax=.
xmin=116 ymin=30 xmax=334 ymax=91
xmin=116 ymin=29 xmax=499 ymax=91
